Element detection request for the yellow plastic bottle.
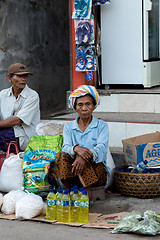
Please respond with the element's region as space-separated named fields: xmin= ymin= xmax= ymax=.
xmin=46 ymin=189 xmax=56 ymax=220
xmin=71 ymin=189 xmax=79 ymax=222
xmin=79 ymin=190 xmax=89 ymax=223
xmin=62 ymin=189 xmax=70 ymax=222
xmin=56 ymin=189 xmax=63 ymax=222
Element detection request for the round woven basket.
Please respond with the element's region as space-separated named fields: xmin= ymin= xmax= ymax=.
xmin=114 ymin=166 xmax=160 ymax=199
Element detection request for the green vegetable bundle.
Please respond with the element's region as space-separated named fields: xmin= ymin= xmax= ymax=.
xmin=112 ymin=210 xmax=160 ymax=236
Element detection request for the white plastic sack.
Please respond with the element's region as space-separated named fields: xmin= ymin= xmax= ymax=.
xmin=1 ymin=190 xmax=27 ymax=214
xmin=0 ymin=193 xmax=3 ymax=209
xmin=106 ymin=146 xmax=115 ymax=189
xmin=16 ymin=193 xmax=44 ymax=219
xmin=0 ymin=152 xmax=24 ymax=192
xmin=36 ymin=121 xmax=64 ymax=136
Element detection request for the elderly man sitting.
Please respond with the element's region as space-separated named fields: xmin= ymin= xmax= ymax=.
xmin=0 ymin=63 xmax=40 ymax=152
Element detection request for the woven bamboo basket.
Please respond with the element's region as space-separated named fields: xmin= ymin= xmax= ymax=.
xmin=114 ymin=166 xmax=160 ymax=199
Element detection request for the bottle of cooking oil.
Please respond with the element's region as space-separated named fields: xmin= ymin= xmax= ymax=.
xmin=70 ymin=189 xmax=79 ymax=222
xmin=56 ymin=188 xmax=63 ymax=222
xmin=61 ymin=189 xmax=70 ymax=222
xmin=79 ymin=190 xmax=89 ymax=223
xmin=46 ymin=188 xmax=56 ymax=220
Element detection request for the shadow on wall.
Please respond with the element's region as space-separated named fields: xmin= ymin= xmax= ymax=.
xmin=0 ymin=0 xmax=70 ymax=117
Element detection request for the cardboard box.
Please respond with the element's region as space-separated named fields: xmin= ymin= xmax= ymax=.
xmin=122 ymin=132 xmax=160 ymax=167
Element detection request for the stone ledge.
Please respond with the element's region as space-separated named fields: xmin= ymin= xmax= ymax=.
xmin=43 ymin=111 xmax=160 ymax=124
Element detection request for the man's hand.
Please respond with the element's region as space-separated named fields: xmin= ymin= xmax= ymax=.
xmin=72 ymin=156 xmax=86 ymax=175
xmin=73 ymin=146 xmax=93 ymax=162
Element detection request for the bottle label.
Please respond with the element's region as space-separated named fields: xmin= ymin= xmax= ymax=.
xmin=80 ymin=201 xmax=89 ymax=207
xmin=71 ymin=200 xmax=79 ymax=207
xmin=56 ymin=200 xmax=62 ymax=207
xmin=47 ymin=199 xmax=56 ymax=206
xmin=62 ymin=200 xmax=70 ymax=207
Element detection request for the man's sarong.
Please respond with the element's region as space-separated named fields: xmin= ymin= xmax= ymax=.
xmin=0 ymin=127 xmax=19 ymax=153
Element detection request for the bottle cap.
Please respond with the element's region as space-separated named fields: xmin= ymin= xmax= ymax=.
xmin=57 ymin=188 xmax=62 ymax=193
xmin=74 ymin=186 xmax=78 ymax=189
xmin=82 ymin=187 xmax=86 ymax=190
xmin=64 ymin=190 xmax=68 ymax=194
xmin=82 ymin=190 xmax=87 ymax=195
xmin=50 ymin=188 xmax=54 ymax=192
xmin=144 ymin=160 xmax=148 ymax=165
xmin=74 ymin=189 xmax=78 ymax=194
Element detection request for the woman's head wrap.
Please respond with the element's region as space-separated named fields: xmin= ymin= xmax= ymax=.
xmin=68 ymin=85 xmax=100 ymax=109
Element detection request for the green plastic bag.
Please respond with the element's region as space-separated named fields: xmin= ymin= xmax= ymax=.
xmin=112 ymin=218 xmax=139 ymax=233
xmin=23 ymin=135 xmax=63 ymax=196
xmin=121 ymin=211 xmax=143 ymax=221
xmin=144 ymin=210 xmax=160 ymax=223
xmin=131 ymin=218 xmax=160 ymax=236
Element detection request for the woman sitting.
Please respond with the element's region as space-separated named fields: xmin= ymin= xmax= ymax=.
xmin=55 ymin=85 xmax=109 ymax=201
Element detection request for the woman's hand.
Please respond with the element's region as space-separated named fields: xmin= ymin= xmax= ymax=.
xmin=74 ymin=145 xmax=93 ymax=161
xmin=72 ymin=156 xmax=86 ymax=175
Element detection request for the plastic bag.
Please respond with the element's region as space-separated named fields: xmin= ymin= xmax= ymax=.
xmin=75 ymin=16 xmax=94 ymax=45
xmin=15 ymin=193 xmax=44 ymax=219
xmin=36 ymin=122 xmax=64 ymax=136
xmin=112 ymin=218 xmax=139 ymax=233
xmin=1 ymin=190 xmax=26 ymax=214
xmin=121 ymin=211 xmax=143 ymax=221
xmin=72 ymin=0 xmax=92 ymax=19
xmin=0 ymin=152 xmax=24 ymax=192
xmin=23 ymin=135 xmax=63 ymax=196
xmin=144 ymin=210 xmax=160 ymax=223
xmin=92 ymin=0 xmax=110 ymax=6
xmin=0 ymin=193 xmax=3 ymax=208
xmin=131 ymin=218 xmax=160 ymax=236
xmin=105 ymin=146 xmax=115 ymax=189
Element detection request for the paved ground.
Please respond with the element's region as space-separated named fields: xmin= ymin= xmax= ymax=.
xmin=1 ymin=192 xmax=160 ymax=240
xmin=90 ymin=191 xmax=160 ymax=214
xmin=1 ymin=218 xmax=160 ymax=240
xmin=0 ymin=218 xmax=155 ymax=240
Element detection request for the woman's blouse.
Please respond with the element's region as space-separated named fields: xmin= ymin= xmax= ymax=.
xmin=62 ymin=116 xmax=109 ymax=170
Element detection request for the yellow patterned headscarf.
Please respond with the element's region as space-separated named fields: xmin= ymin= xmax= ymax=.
xmin=68 ymin=85 xmax=100 ymax=109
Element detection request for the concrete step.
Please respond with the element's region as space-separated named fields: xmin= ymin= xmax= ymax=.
xmin=49 ymin=111 xmax=160 ymax=123
xmin=96 ymin=90 xmax=160 ymax=114
xmin=110 ymin=147 xmax=125 ymax=167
